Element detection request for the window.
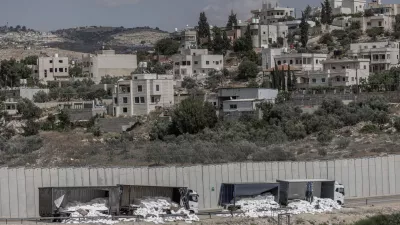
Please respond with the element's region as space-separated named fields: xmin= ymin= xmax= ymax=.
xmin=182 ymin=61 xmax=187 ymax=66
xmin=34 ymin=70 xmax=38 ymax=73
xmin=193 ymin=53 xmax=196 ymax=56
xmin=127 ymin=87 xmax=131 ymax=93
xmin=263 ymin=32 xmax=266 ymax=34
xmin=364 ymin=65 xmax=367 ymax=69
xmin=332 ymin=66 xmax=336 ymax=70
xmin=379 ymin=21 xmax=382 ymax=26
xmin=342 ymin=66 xmax=345 ymax=69
xmin=373 ymin=45 xmax=376 ymax=48
xmin=364 ymin=46 xmax=368 ymax=49
xmin=55 ymin=68 xmax=58 ymax=72
xmin=65 ymin=68 xmax=68 ymax=72
xmin=134 ymin=76 xmax=138 ymax=80
xmin=194 ymin=70 xmax=197 ymax=73
xmin=49 ymin=60 xmax=53 ymax=63
xmin=175 ymin=62 xmax=180 ymax=65
xmin=387 ymin=54 xmax=390 ymax=59
xmin=194 ymin=61 xmax=198 ymax=64
xmin=90 ymin=62 xmax=93 ymax=66
xmin=290 ymin=60 xmax=293 ymax=65
xmin=283 ymin=60 xmax=287 ymax=64
xmin=187 ymin=61 xmax=191 ymax=66
xmin=135 ymin=97 xmax=140 ymax=103
xmin=140 ymin=97 xmax=145 ymax=103
xmin=123 ymin=97 xmax=128 ymax=103
xmin=322 ymin=78 xmax=326 ymax=83
xmin=49 ymin=68 xmax=53 ymax=72
xmin=59 ymin=60 xmax=63 ymax=63
xmin=277 ymin=61 xmax=282 ymax=65
xmin=367 ymin=22 xmax=371 ymax=26
xmin=123 ymin=107 xmax=128 ymax=113
xmin=343 ymin=77 xmax=346 ymax=82
xmin=312 ymin=78 xmax=316 ymax=83
xmin=114 ymin=97 xmax=118 ymax=104
xmin=156 ymin=85 xmax=160 ymax=91
xmin=216 ymin=61 xmax=219 ymax=65
xmin=137 ymin=85 xmax=142 ymax=92
xmin=90 ymin=73 xmax=93 ymax=77
xmin=202 ymin=70 xmax=205 ymax=73
xmin=44 ymin=70 xmax=47 ymax=78
xmin=352 ymin=77 xmax=355 ymax=81
xmin=151 ymin=96 xmax=156 ymax=103
xmin=230 ymin=104 xmax=237 ymax=109
xmin=59 ymin=68 xmax=64 ymax=72
xmin=205 ymin=61 xmax=210 ymax=65
xmin=336 ymin=77 xmax=340 ymax=82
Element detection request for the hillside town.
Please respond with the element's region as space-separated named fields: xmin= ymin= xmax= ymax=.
xmin=0 ymin=0 xmax=400 ymax=224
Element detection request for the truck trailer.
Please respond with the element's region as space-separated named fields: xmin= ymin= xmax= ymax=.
xmin=39 ymin=185 xmax=199 ymax=218
xmin=218 ymin=183 xmax=279 ymax=209
xmin=277 ymin=179 xmax=345 ymax=206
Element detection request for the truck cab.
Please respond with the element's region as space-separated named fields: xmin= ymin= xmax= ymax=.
xmin=334 ymin=181 xmax=345 ymax=205
xmin=187 ymin=190 xmax=199 ymax=214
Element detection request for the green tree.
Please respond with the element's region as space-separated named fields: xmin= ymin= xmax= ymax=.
xmin=23 ymin=120 xmax=39 ymax=136
xmin=100 ymin=75 xmax=120 ymax=84
xmin=205 ymin=70 xmax=223 ymax=91
xmin=33 ymin=90 xmax=49 ymax=103
xmin=364 ymin=9 xmax=375 ymax=17
xmin=60 ymin=86 xmax=77 ymax=101
xmin=0 ymin=59 xmax=32 ymax=87
xmin=393 ymin=14 xmax=400 ymax=39
xmin=244 ymin=24 xmax=253 ymax=49
xmin=198 ymin=12 xmax=211 ymax=43
xmin=222 ymin=31 xmax=231 ymax=50
xmin=155 ymin=38 xmax=180 ymax=55
xmin=17 ymin=98 xmax=42 ymax=119
xmin=171 ymin=98 xmax=218 ymax=134
xmin=69 ymin=65 xmax=83 ymax=77
xmin=182 ymin=77 xmax=197 ymax=89
xmin=366 ymin=27 xmax=384 ymax=41
xmin=238 ymin=60 xmax=258 ymax=80
xmin=233 ymin=37 xmax=252 ymax=52
xmin=58 ymin=110 xmax=71 ymax=130
xmin=212 ymin=26 xmax=225 ymax=54
xmin=321 ymin=3 xmax=327 ymax=24
xmin=324 ymin=0 xmax=333 ymax=25
xmin=226 ymin=10 xmax=238 ymax=30
xmin=299 ymin=12 xmax=309 ymax=47
xmin=304 ymin=5 xmax=312 ymax=19
xmin=20 ymin=55 xmax=38 ymax=65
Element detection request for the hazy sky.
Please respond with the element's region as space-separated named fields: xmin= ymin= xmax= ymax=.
xmin=0 ymin=0 xmax=397 ymax=31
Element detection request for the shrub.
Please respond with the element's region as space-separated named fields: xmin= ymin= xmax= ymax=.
xmin=318 ymin=148 xmax=327 ymax=156
xmin=5 ymin=136 xmax=43 ymax=154
xmin=237 ymin=60 xmax=258 ymax=80
xmin=360 ymin=124 xmax=380 ymax=133
xmin=336 ymin=138 xmax=350 ymax=149
xmin=33 ymin=91 xmax=49 ymax=103
xmin=366 ymin=27 xmax=384 ymax=40
xmin=23 ymin=120 xmax=39 ymax=136
xmin=353 ymin=213 xmax=400 ymax=225
xmin=317 ymin=130 xmax=334 ymax=144
xmin=393 ymin=117 xmax=400 ymax=132
xmin=92 ymin=126 xmax=101 ymax=137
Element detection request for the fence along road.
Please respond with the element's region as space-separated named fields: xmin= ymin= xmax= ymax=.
xmin=0 ymin=155 xmax=400 ymax=218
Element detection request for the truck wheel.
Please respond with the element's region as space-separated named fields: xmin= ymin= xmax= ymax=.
xmin=189 ymin=210 xmax=195 ymax=214
xmin=337 ymin=200 xmax=342 ymax=205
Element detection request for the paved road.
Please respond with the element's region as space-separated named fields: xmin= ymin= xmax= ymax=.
xmin=345 ymin=195 xmax=400 ymax=206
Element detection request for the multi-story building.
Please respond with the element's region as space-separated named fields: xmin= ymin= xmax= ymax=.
xmin=217 ymin=87 xmax=278 ymax=120
xmin=112 ymin=74 xmax=174 ymax=117
xmin=368 ymin=3 xmax=400 ymax=16
xmin=252 ymin=3 xmax=295 ymax=25
xmin=350 ymin=14 xmax=395 ymax=32
xmin=262 ymin=48 xmax=328 ymax=71
xmin=32 ymin=54 xmax=69 ymax=84
xmin=250 ymin=22 xmax=289 ymax=48
xmin=296 ymin=59 xmax=370 ymax=88
xmin=171 ymin=28 xmax=198 ymax=50
xmin=332 ymin=0 xmax=366 ymax=15
xmin=82 ymin=49 xmax=137 ymax=84
xmin=348 ymin=41 xmax=400 ymax=73
xmin=171 ymin=49 xmax=223 ymax=80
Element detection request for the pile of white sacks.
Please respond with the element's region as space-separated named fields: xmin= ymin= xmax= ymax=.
xmin=62 ymin=197 xmax=199 ymax=224
xmin=219 ymin=196 xmax=341 ymax=218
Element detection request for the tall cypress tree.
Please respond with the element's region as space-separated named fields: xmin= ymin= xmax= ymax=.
xmin=198 ymin=12 xmax=210 ymax=44
xmin=299 ymin=12 xmax=309 ymax=48
xmin=226 ymin=10 xmax=238 ymax=30
xmin=222 ymin=31 xmax=231 ymax=50
xmin=244 ymin=24 xmax=253 ymax=50
xmin=321 ymin=3 xmax=326 ymax=24
xmin=324 ymin=0 xmax=333 ymax=25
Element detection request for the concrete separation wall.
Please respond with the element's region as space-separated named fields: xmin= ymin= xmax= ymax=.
xmin=0 ymin=155 xmax=400 ymax=218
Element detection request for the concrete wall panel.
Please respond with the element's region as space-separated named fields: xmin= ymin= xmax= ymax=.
xmin=140 ymin=168 xmax=149 ymax=186
xmin=104 ymin=168 xmax=113 ymax=186
xmin=334 ymin=160 xmax=342 ymax=184
xmin=396 ymin=155 xmax=400 ymax=194
xmin=208 ymin=166 xmax=217 ymax=208
xmin=81 ymin=168 xmax=90 ymax=186
xmin=306 ymin=162 xmax=314 ymax=179
xmin=24 ymin=169 xmax=35 ymax=217
xmin=50 ymin=168 xmax=59 ymax=187
xmin=97 ymin=168 xmax=106 ymax=186
xmin=375 ymin=157 xmax=383 ymax=196
xmin=202 ymin=166 xmax=210 ymax=209
xmin=368 ymin=158 xmax=377 ymax=196
xmin=33 ymin=168 xmax=42 ymax=217
xmin=355 ymin=159 xmax=363 ymax=197
xmin=278 ymin=162 xmax=285 ymax=179
xmin=327 ymin=161 xmax=335 ymax=180
xmin=253 ymin=163 xmax=260 ymax=182
xmin=188 ymin=167 xmax=197 ymax=197
xmin=41 ymin=168 xmax=51 ymax=187
xmin=0 ymin=168 xmax=10 ymax=218
xmin=214 ymin=165 xmax=222 ymax=208
xmin=126 ymin=168 xmax=134 ymax=185
xmin=258 ymin=163 xmax=266 ymax=182
xmin=112 ymin=168 xmax=120 ymax=186
xmin=381 ymin=157 xmax=390 ymax=196
xmin=298 ymin=162 xmax=306 ymax=179
xmin=246 ymin=163 xmax=254 ymax=182
xmin=134 ymin=168 xmax=142 ymax=185
xmin=284 ymin=162 xmax=292 ymax=179
xmin=361 ymin=158 xmax=370 ymax=197
xmin=271 ymin=162 xmax=279 ymax=181
xmin=58 ymin=168 xmax=67 ymax=187
xmin=89 ymin=168 xmax=98 ymax=186
xmin=388 ymin=155 xmax=396 ymax=195
xmin=148 ymin=168 xmax=156 ymax=186
xmin=194 ymin=166 xmax=204 ymax=209
xmin=221 ymin=164 xmax=229 ymax=183
xmin=8 ymin=168 xmax=18 ymax=218
xmin=347 ymin=159 xmax=356 ymax=197
xmin=16 ymin=168 xmax=27 ymax=218
xmin=233 ymin=163 xmax=241 ymax=183
xmin=265 ymin=162 xmax=273 ymax=182
xmin=155 ymin=168 xmax=164 ymax=186
xmin=162 ymin=168 xmax=170 ymax=187
xmin=176 ymin=167 xmax=184 ymax=187
xmin=240 ymin=163 xmax=248 ymax=182
xmin=340 ymin=160 xmax=350 ymax=198
xmin=182 ymin=167 xmax=190 ymax=188
xmin=66 ymin=168 xmax=75 ymax=186
xmin=320 ymin=161 xmax=327 ymax=179
xmin=119 ymin=168 xmax=127 ymax=185
xmin=292 ymin=162 xmax=299 ymax=179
